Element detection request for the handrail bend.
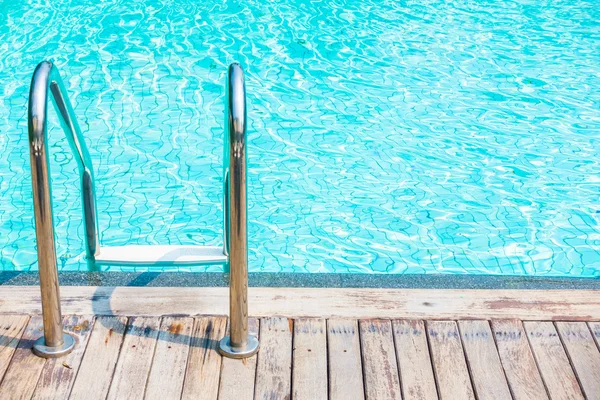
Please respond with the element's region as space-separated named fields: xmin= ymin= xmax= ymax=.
xmin=29 ymin=61 xmax=100 ymax=260
xmin=28 ymin=61 xmax=99 ymax=357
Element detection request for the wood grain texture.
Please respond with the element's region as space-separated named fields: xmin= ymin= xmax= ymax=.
xmin=32 ymin=315 xmax=94 ymax=400
xmin=458 ymin=320 xmax=511 ymax=400
xmin=218 ymin=318 xmax=259 ymax=400
xmin=145 ymin=317 xmax=193 ymax=400
xmin=2 ymin=286 xmax=600 ymax=320
xmin=292 ymin=319 xmax=327 ymax=400
xmin=359 ymin=319 xmax=402 ymax=400
xmin=0 ymin=315 xmax=29 ymax=382
xmin=254 ymin=317 xmax=293 ymax=400
xmin=427 ymin=321 xmax=475 ymax=400
xmin=589 ymin=321 xmax=600 ymax=349
xmin=106 ymin=317 xmax=160 ymax=400
xmin=70 ymin=316 xmax=128 ymax=400
xmin=491 ymin=320 xmax=548 ymax=400
xmin=555 ymin=322 xmax=600 ymax=399
xmin=327 ymin=319 xmax=364 ymax=400
xmin=181 ymin=317 xmax=226 ymax=400
xmin=392 ymin=320 xmax=437 ymax=400
xmin=524 ymin=321 xmax=584 ymax=400
xmin=0 ymin=316 xmax=47 ymax=400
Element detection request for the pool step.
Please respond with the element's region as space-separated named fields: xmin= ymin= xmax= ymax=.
xmin=94 ymin=245 xmax=227 ymax=266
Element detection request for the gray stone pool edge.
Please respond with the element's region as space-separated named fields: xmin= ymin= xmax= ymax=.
xmin=0 ymin=271 xmax=598 ymax=289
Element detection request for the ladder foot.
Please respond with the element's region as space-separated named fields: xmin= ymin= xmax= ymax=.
xmin=32 ymin=333 xmax=76 ymax=358
xmin=218 ymin=334 xmax=259 ymax=359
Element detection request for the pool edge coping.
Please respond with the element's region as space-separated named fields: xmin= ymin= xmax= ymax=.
xmin=0 ymin=271 xmax=598 ymax=289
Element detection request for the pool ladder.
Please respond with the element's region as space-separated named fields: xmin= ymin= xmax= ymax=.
xmin=27 ymin=61 xmax=258 ymax=359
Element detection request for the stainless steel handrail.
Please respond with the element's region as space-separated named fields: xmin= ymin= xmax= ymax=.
xmin=28 ymin=60 xmax=100 ymax=357
xmin=218 ymin=63 xmax=259 ymax=358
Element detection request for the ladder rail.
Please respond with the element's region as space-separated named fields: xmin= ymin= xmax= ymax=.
xmin=28 ymin=60 xmax=100 ymax=357
xmin=29 ymin=61 xmax=100 ymax=261
xmin=218 ymin=63 xmax=259 ymax=358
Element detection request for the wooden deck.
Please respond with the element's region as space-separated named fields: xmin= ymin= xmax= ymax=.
xmin=0 ymin=287 xmax=599 ymax=399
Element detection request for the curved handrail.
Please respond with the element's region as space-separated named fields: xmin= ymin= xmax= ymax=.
xmin=29 ymin=61 xmax=99 ymax=260
xmin=219 ymin=63 xmax=258 ymax=357
xmin=28 ymin=61 xmax=98 ymax=354
xmin=223 ymin=62 xmax=247 ymax=258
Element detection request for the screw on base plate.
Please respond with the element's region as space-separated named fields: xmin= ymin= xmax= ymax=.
xmin=32 ymin=333 xmax=76 ymax=358
xmin=218 ymin=335 xmax=259 ymax=359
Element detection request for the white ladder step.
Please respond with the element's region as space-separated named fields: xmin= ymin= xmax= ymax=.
xmin=94 ymin=245 xmax=227 ymax=266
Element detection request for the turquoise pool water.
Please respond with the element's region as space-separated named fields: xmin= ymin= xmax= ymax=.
xmin=1 ymin=0 xmax=599 ymax=275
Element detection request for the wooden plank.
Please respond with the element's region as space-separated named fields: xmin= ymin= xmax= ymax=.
xmin=392 ymin=320 xmax=437 ymax=400
xmin=32 ymin=315 xmax=94 ymax=400
xmin=555 ymin=322 xmax=600 ymax=399
xmin=589 ymin=321 xmax=600 ymax=349
xmin=458 ymin=320 xmax=511 ymax=400
xmin=491 ymin=320 xmax=548 ymax=400
xmin=0 ymin=315 xmax=47 ymax=400
xmin=146 ymin=317 xmax=194 ymax=400
xmin=327 ymin=319 xmax=364 ymax=400
xmin=427 ymin=321 xmax=475 ymax=400
xmin=359 ymin=319 xmax=401 ymax=400
xmin=2 ymin=286 xmax=600 ymax=320
xmin=0 ymin=315 xmax=29 ymax=381
xmin=254 ymin=317 xmax=293 ymax=400
xmin=523 ymin=321 xmax=584 ymax=400
xmin=106 ymin=317 xmax=160 ymax=400
xmin=70 ymin=316 xmax=128 ymax=400
xmin=181 ymin=317 xmax=226 ymax=400
xmin=292 ymin=318 xmax=327 ymax=400
xmin=218 ymin=318 xmax=259 ymax=400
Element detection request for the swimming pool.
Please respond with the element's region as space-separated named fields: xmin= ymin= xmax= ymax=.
xmin=1 ymin=0 xmax=599 ymax=275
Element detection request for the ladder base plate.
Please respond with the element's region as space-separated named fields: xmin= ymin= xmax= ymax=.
xmin=94 ymin=245 xmax=227 ymax=266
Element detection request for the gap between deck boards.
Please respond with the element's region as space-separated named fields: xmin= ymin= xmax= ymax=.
xmin=0 ymin=286 xmax=598 ymax=320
